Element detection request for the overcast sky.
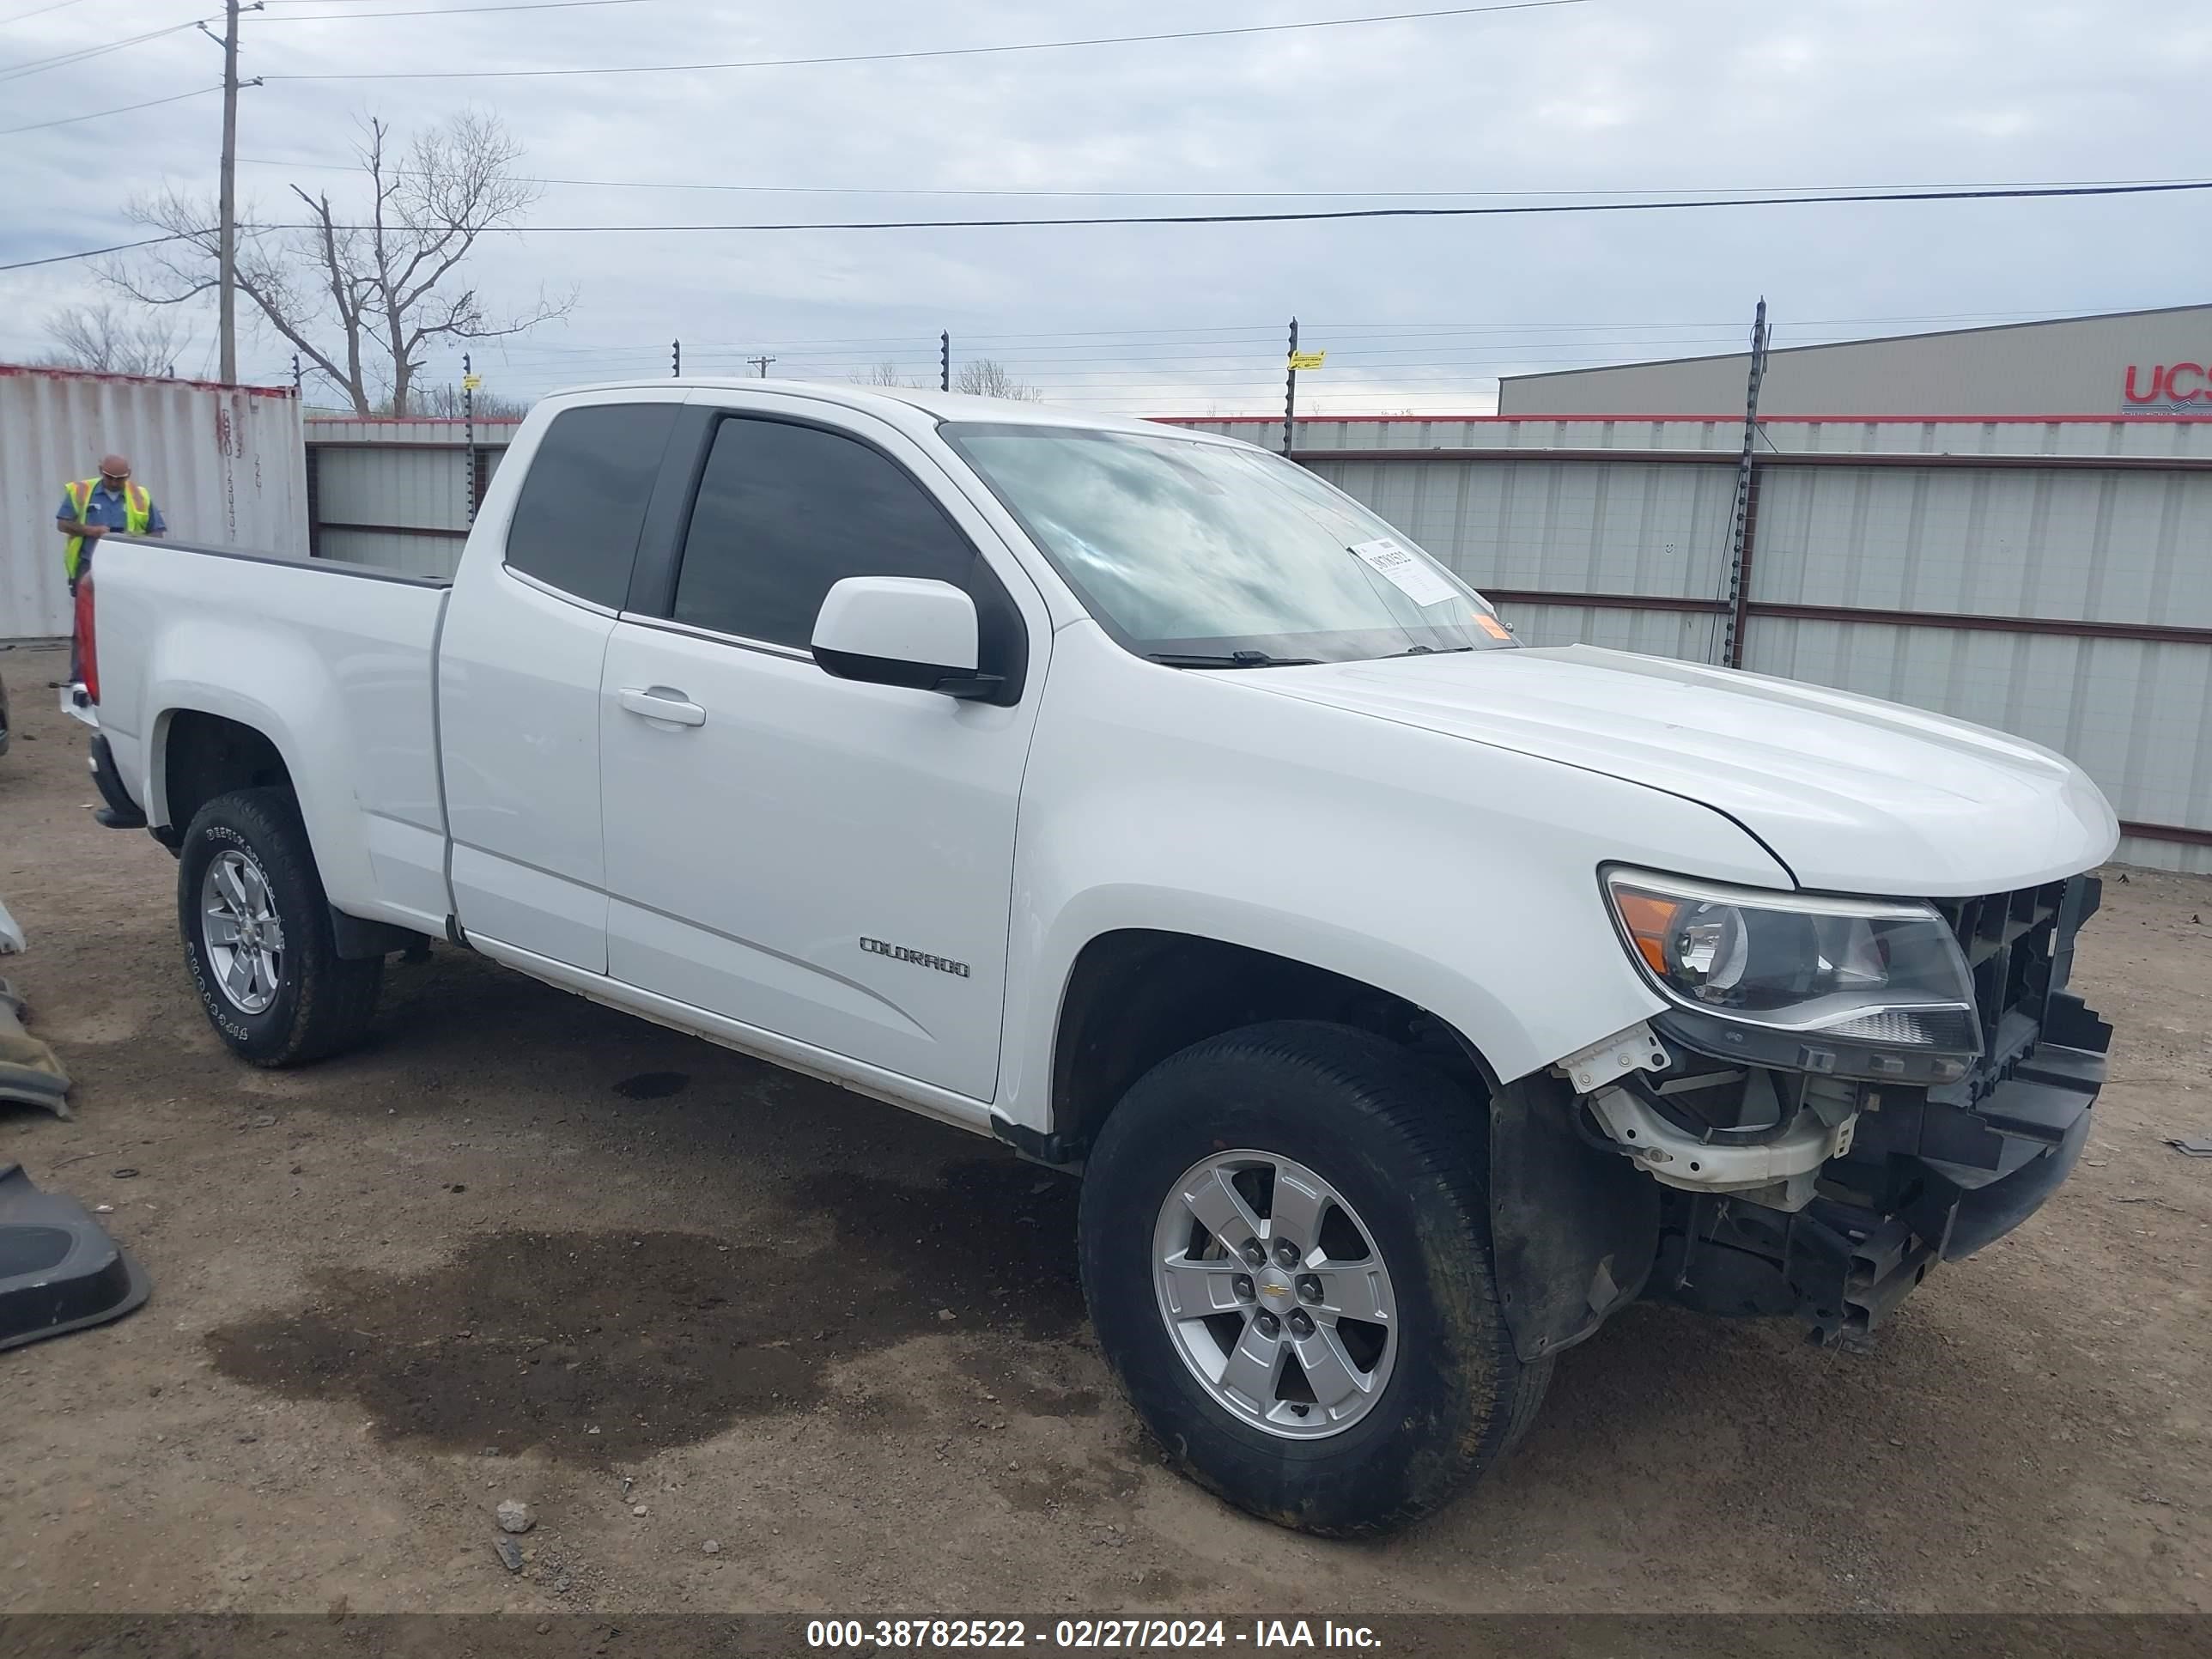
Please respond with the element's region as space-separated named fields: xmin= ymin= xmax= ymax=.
xmin=3 ymin=0 xmax=2209 ymax=416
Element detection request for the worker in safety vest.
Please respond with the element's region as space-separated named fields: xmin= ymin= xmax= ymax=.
xmin=56 ymin=453 xmax=166 ymax=592
xmin=56 ymin=453 xmax=165 ymax=684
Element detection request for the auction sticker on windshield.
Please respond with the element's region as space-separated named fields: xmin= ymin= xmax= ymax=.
xmin=1348 ymin=537 xmax=1459 ymax=607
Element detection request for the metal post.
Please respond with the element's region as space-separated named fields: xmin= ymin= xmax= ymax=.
xmin=1718 ymin=298 xmax=1771 ymax=669
xmin=1282 ymin=317 xmax=1298 ymax=457
xmin=672 ymin=339 xmax=681 ymax=377
xmin=216 ymin=0 xmax=241 ymax=384
xmin=463 ymin=351 xmax=476 ymax=526
xmin=940 ymin=330 xmax=951 ymax=393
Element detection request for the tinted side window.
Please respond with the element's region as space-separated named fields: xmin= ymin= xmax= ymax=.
xmin=505 ymin=403 xmax=678 ymax=606
xmin=672 ymin=417 xmax=983 ymax=649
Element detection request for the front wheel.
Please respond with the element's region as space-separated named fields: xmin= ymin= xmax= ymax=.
xmin=1079 ymin=1020 xmax=1549 ymax=1536
xmin=178 ymin=787 xmax=382 ymax=1066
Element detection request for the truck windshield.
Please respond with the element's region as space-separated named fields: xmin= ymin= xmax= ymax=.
xmin=941 ymin=422 xmax=1516 ymax=665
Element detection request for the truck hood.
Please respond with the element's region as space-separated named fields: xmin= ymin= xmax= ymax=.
xmin=1247 ymin=644 xmax=2118 ymax=896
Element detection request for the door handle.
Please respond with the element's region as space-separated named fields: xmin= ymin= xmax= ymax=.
xmin=617 ymin=686 xmax=707 ymax=727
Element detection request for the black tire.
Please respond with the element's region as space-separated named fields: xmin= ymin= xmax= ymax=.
xmin=177 ymin=787 xmax=382 ymax=1067
xmin=1079 ymin=1019 xmax=1549 ymax=1536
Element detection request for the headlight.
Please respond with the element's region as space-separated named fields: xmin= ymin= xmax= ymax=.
xmin=1602 ymin=867 xmax=1979 ymax=1057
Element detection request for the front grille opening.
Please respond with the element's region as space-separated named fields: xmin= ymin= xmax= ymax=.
xmin=1931 ymin=876 xmax=2087 ymax=1095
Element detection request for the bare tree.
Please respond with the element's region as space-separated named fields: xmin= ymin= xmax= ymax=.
xmin=954 ymin=358 xmax=1043 ymax=402
xmin=402 ymin=381 xmax=533 ymax=420
xmin=849 ymin=360 xmax=925 ymax=389
xmin=110 ymin=111 xmax=573 ymax=415
xmin=40 ymin=302 xmax=191 ymax=377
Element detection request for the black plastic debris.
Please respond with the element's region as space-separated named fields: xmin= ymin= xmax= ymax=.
xmin=0 ymin=1163 xmax=149 ymax=1352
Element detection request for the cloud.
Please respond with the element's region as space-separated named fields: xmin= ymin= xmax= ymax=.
xmin=3 ymin=0 xmax=2208 ymax=414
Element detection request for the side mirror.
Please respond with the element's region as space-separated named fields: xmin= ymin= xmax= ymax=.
xmin=811 ymin=576 xmax=1003 ymax=701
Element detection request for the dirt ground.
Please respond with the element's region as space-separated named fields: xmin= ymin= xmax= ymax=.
xmin=0 ymin=637 xmax=2206 ymax=1616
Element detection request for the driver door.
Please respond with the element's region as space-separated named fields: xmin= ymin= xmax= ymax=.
xmin=597 ymin=405 xmax=1046 ymax=1102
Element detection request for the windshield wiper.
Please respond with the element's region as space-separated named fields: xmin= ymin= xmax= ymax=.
xmin=1384 ymin=644 xmax=1475 ymax=658
xmin=1145 ymin=650 xmax=1322 ymax=669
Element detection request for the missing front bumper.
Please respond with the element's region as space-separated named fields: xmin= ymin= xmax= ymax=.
xmin=1648 ymin=1003 xmax=2109 ymax=1341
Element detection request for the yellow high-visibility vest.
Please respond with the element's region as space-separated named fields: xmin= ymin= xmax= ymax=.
xmin=63 ymin=477 xmax=149 ymax=581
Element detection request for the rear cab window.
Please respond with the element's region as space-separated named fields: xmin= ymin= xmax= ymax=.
xmin=505 ymin=403 xmax=680 ymax=608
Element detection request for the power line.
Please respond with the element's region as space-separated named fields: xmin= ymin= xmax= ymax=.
xmin=259 ymin=0 xmax=660 ymax=18
xmin=169 ymin=307 xmax=2177 ymax=349
xmin=248 ymin=177 xmax=2212 ymax=233
xmin=0 ymin=0 xmax=95 ymax=27
xmin=670 ymin=339 xmax=1765 ymax=370
xmin=436 ymin=305 xmax=2207 ymax=377
xmin=0 ymin=233 xmax=188 ymax=272
xmin=0 ymin=18 xmax=209 ymax=83
xmin=1305 ymin=305 xmax=2202 ymax=331
xmin=231 ymin=155 xmax=2212 ymax=204
xmin=17 ymin=179 xmax=2212 ymax=277
xmin=260 ymin=1 xmax=1589 ymax=81
xmin=0 ymin=82 xmax=222 ymax=136
xmin=695 ymin=307 xmax=2186 ymax=340
xmin=603 ymin=332 xmax=1747 ymax=356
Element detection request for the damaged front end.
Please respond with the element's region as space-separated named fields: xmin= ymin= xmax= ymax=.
xmin=1506 ymin=872 xmax=2109 ymax=1356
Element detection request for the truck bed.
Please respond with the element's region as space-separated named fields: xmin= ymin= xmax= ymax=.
xmin=89 ymin=538 xmax=454 ymax=936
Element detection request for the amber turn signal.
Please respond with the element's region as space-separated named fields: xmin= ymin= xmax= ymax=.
xmin=1612 ymin=889 xmax=1679 ymax=978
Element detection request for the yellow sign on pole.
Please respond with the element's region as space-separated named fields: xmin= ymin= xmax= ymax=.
xmin=1287 ymin=350 xmax=1325 ymax=371
xmin=461 ymin=374 xmax=483 ymax=391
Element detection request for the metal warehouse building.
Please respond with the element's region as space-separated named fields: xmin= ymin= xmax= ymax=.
xmin=1498 ymin=302 xmax=2212 ymax=418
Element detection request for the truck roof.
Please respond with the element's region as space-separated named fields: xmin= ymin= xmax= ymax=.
xmin=550 ymin=377 xmax=1249 ymax=445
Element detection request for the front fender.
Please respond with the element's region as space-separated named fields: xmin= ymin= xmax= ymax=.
xmin=994 ymin=625 xmax=1796 ymax=1133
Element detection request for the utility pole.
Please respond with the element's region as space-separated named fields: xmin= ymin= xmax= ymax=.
xmin=216 ymin=0 xmax=242 ymax=384
xmin=671 ymin=339 xmax=682 ymax=377
xmin=1717 ymin=297 xmax=1771 ymax=669
xmin=748 ymin=354 xmax=776 ymax=379
xmin=1281 ymin=317 xmax=1298 ymax=457
xmin=939 ymin=330 xmax=951 ymax=392
xmin=198 ymin=2 xmax=262 ymax=383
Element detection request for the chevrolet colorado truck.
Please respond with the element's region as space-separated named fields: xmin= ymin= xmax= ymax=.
xmin=76 ymin=380 xmax=2118 ymax=1534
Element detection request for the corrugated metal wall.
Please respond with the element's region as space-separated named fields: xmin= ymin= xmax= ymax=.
xmin=306 ymin=418 xmax=515 ymax=580
xmin=0 ymin=365 xmax=307 ymax=639
xmin=1310 ymin=452 xmax=1736 ymax=601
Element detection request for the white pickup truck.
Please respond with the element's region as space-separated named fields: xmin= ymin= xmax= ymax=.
xmin=77 ymin=380 xmax=2118 ymax=1534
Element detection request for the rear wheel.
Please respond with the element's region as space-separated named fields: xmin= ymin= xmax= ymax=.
xmin=178 ymin=787 xmax=381 ymax=1066
xmin=1079 ymin=1020 xmax=1549 ymax=1536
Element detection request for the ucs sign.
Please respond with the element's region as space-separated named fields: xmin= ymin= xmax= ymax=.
xmin=2123 ymin=363 xmax=2212 ymax=412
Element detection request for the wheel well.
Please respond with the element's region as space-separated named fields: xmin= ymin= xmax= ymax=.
xmin=1045 ymin=929 xmax=1488 ymax=1162
xmin=161 ymin=710 xmax=292 ymax=832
